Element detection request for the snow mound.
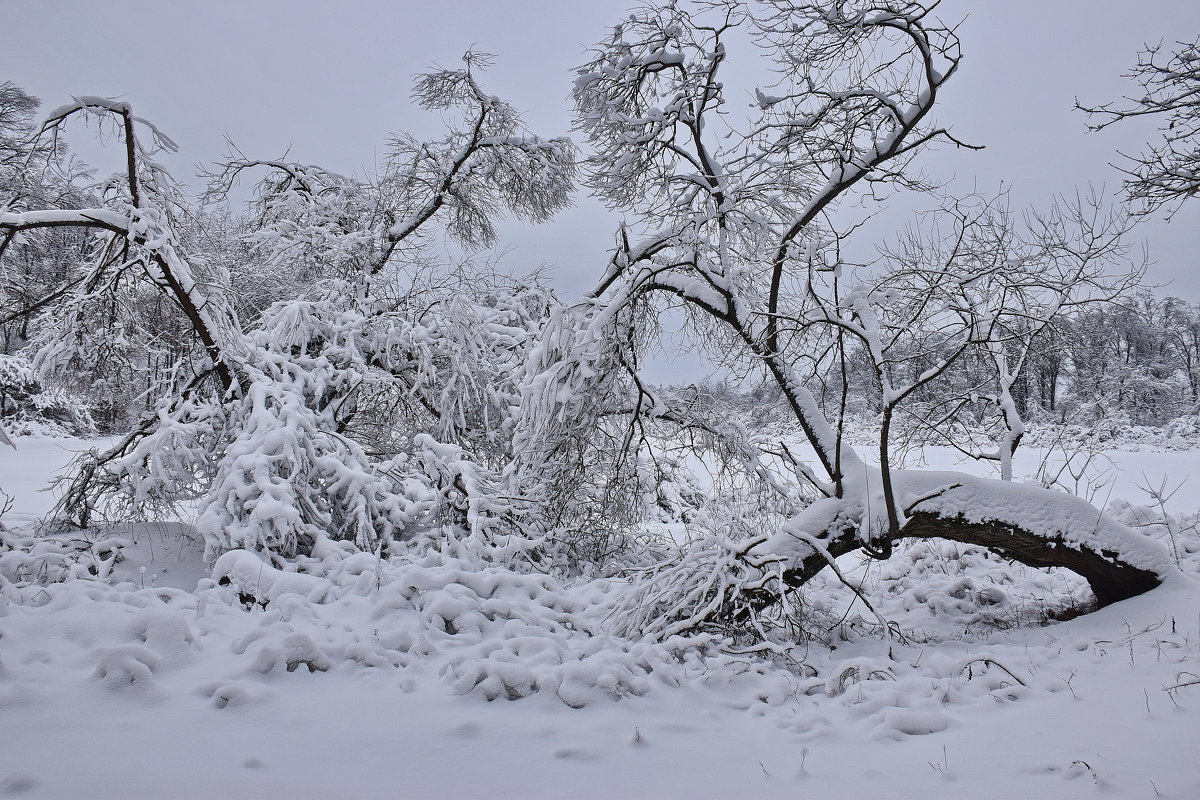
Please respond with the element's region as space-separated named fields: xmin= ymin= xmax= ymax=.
xmin=203 ymin=547 xmax=715 ymax=707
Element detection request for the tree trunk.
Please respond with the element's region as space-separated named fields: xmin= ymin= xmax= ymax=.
xmin=901 ymin=511 xmax=1162 ymax=607
xmin=777 ymin=509 xmax=1164 ymax=609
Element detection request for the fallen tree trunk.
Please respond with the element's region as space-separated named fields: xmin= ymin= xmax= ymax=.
xmin=900 ymin=511 xmax=1163 ymax=607
xmin=768 ymin=469 xmax=1177 ymax=610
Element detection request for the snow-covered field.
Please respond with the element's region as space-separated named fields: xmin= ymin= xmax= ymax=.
xmin=1 ymin=438 xmax=1198 ymax=799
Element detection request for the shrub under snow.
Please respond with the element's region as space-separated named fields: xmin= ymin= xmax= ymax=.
xmin=0 ymin=354 xmax=96 ymax=438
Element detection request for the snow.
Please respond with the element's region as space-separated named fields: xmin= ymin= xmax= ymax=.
xmin=0 ymin=207 xmax=131 ymax=233
xmin=1 ymin=438 xmax=1199 ymax=798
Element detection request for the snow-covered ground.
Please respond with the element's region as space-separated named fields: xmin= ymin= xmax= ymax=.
xmin=1 ymin=438 xmax=1198 ymax=799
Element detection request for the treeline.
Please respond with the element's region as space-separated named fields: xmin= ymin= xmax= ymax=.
xmin=828 ymin=291 xmax=1200 ymax=434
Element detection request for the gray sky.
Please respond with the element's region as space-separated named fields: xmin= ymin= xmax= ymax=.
xmin=3 ymin=0 xmax=1199 ymax=304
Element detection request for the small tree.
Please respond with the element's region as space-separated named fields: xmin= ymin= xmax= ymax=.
xmin=875 ymin=191 xmax=1140 ymax=482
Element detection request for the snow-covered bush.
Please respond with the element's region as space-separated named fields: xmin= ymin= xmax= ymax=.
xmin=194 ymin=380 xmax=435 ymax=563
xmin=0 ymin=353 xmax=96 ymax=437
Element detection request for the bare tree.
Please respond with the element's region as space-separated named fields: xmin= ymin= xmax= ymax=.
xmin=880 ymin=191 xmax=1141 ymax=483
xmin=1079 ymin=36 xmax=1200 ymax=217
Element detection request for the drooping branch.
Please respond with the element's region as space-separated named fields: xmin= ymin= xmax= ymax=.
xmin=376 ymin=57 xmax=576 ymax=272
xmin=0 ymin=207 xmax=242 ymax=392
xmin=201 ymin=61 xmax=575 ymax=281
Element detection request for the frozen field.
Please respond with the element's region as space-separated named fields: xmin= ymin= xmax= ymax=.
xmin=1 ymin=438 xmax=1198 ymax=799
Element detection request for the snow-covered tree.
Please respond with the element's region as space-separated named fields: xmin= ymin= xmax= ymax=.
xmin=567 ymin=0 xmax=1176 ymax=635
xmin=0 ymin=64 xmax=580 ymax=565
xmin=0 ymin=83 xmax=97 ymax=354
xmin=870 ymin=191 xmax=1140 ymax=482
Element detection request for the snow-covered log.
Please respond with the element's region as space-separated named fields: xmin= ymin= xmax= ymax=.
xmin=761 ymin=469 xmax=1175 ymax=608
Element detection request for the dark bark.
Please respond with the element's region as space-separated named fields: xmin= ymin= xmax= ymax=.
xmin=778 ymin=510 xmax=1163 ymax=610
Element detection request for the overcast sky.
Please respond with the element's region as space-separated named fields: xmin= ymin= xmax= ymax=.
xmin=3 ymin=0 xmax=1199 ymax=303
